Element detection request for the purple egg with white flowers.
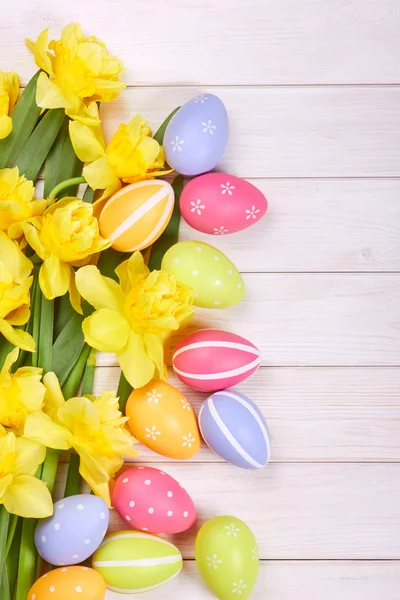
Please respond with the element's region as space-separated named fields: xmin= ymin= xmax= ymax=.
xmin=35 ymin=494 xmax=109 ymax=566
xmin=164 ymin=93 xmax=229 ymax=176
xmin=199 ymin=389 xmax=271 ymax=469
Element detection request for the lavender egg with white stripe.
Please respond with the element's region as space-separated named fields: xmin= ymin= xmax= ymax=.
xmin=199 ymin=390 xmax=271 ymax=469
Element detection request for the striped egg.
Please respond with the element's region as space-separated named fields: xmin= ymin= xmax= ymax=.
xmin=172 ymin=329 xmax=261 ymax=392
xmin=92 ymin=531 xmax=182 ymax=594
xmin=199 ymin=389 xmax=271 ymax=469
xmin=99 ymin=180 xmax=174 ymax=252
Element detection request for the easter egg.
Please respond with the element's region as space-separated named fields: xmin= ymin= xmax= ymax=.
xmin=164 ymin=94 xmax=229 ymax=176
xmin=173 ymin=329 xmax=261 ymax=392
xmin=35 ymin=494 xmax=109 ymax=566
xmin=125 ymin=380 xmax=200 ymax=459
xmin=199 ymin=389 xmax=271 ymax=469
xmin=112 ymin=466 xmax=196 ymax=534
xmin=99 ymin=180 xmax=174 ymax=252
xmin=180 ymin=173 xmax=268 ymax=235
xmin=28 ymin=566 xmax=106 ymax=600
xmin=161 ymin=240 xmax=244 ymax=308
xmin=196 ymin=516 xmax=259 ymax=600
xmin=93 ymin=530 xmax=182 ymax=593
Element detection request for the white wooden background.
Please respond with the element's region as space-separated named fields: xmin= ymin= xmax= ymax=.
xmin=3 ymin=1 xmax=400 ymax=597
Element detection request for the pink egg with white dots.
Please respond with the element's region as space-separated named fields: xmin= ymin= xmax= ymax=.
xmin=112 ymin=467 xmax=196 ymax=535
xmin=180 ymin=172 xmax=268 ymax=235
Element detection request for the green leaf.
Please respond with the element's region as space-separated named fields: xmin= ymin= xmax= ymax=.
xmin=117 ymin=371 xmax=132 ymax=413
xmin=0 ymin=71 xmax=41 ymax=170
xmin=97 ymin=247 xmax=126 ymax=282
xmin=43 ymin=116 xmax=83 ymax=198
xmin=51 ymin=308 xmax=87 ymax=386
xmin=37 ymin=294 xmax=54 ymax=373
xmin=148 ymin=175 xmax=183 ymax=270
xmin=61 ymin=344 xmax=91 ymax=399
xmin=13 ymin=108 xmax=65 ymax=183
xmin=153 ymin=107 xmax=180 ymax=145
xmin=82 ymin=185 xmax=95 ymax=203
xmin=54 ymin=293 xmax=75 ymax=340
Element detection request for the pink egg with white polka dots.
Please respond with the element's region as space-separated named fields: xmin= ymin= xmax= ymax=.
xmin=112 ymin=467 xmax=196 ymax=534
xmin=180 ymin=172 xmax=268 ymax=235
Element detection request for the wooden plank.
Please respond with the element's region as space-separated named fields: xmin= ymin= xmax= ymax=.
xmin=104 ymin=561 xmax=400 ymax=600
xmin=3 ymin=0 xmax=400 ymax=85
xmin=104 ymin=463 xmax=400 ymax=559
xmin=179 ymin=178 xmax=400 ymax=273
xmin=94 ymin=366 xmax=400 ymax=462
xmin=101 ymin=87 xmax=400 ymax=177
xmin=96 ymin=273 xmax=400 ymax=367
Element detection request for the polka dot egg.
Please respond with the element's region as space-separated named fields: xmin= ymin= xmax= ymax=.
xmin=112 ymin=466 xmax=196 ymax=534
xmin=161 ymin=240 xmax=245 ymax=308
xmin=28 ymin=566 xmax=106 ymax=600
xmin=35 ymin=494 xmax=109 ymax=566
xmin=125 ymin=379 xmax=201 ymax=459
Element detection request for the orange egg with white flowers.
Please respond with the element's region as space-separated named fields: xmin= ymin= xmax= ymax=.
xmin=99 ymin=180 xmax=174 ymax=252
xmin=126 ymin=380 xmax=201 ymax=459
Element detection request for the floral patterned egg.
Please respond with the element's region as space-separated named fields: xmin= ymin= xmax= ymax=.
xmin=112 ymin=466 xmax=196 ymax=534
xmin=35 ymin=494 xmax=109 ymax=566
xmin=161 ymin=240 xmax=244 ymax=308
xmin=28 ymin=566 xmax=106 ymax=600
xmin=99 ymin=180 xmax=174 ymax=252
xmin=125 ymin=380 xmax=200 ymax=459
xmin=195 ymin=516 xmax=259 ymax=600
xmin=164 ymin=94 xmax=229 ymax=176
xmin=180 ymin=173 xmax=268 ymax=235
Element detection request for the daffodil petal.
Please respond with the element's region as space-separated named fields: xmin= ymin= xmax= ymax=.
xmin=4 ymin=475 xmax=53 ymax=518
xmin=24 ymin=412 xmax=72 ymax=450
xmin=27 ymin=29 xmax=54 ymax=76
xmin=0 ymin=231 xmax=33 ymax=282
xmin=144 ymin=334 xmax=165 ymax=380
xmin=0 ymin=319 xmax=35 ymax=351
xmin=36 ymin=72 xmax=72 ymax=109
xmin=6 ymin=305 xmax=30 ymax=326
xmin=13 ymin=437 xmax=46 ymax=476
xmin=83 ymin=156 xmax=119 ymax=191
xmin=69 ymin=120 xmax=106 ymax=163
xmin=82 ymin=309 xmax=129 ymax=353
xmin=58 ymin=396 xmax=100 ymax=431
xmin=39 ymin=256 xmax=71 ymax=300
xmin=75 ymin=266 xmax=124 ymax=312
xmin=43 ymin=372 xmax=65 ymax=419
xmin=21 ymin=222 xmax=46 ymax=260
xmin=0 ymin=115 xmax=12 ymax=140
xmin=1 ymin=347 xmax=19 ymax=375
xmin=115 ymin=251 xmax=149 ymax=294
xmin=117 ymin=330 xmax=155 ymax=388
xmin=0 ymin=475 xmax=13 ymax=501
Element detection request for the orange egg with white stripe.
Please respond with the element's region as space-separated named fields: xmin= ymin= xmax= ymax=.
xmin=99 ymin=180 xmax=174 ymax=252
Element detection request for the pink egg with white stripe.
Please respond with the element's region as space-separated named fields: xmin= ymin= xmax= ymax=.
xmin=180 ymin=172 xmax=268 ymax=235
xmin=112 ymin=467 xmax=196 ymax=535
xmin=172 ymin=329 xmax=261 ymax=392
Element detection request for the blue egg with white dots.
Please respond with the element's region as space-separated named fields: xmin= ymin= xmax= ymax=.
xmin=164 ymin=93 xmax=229 ymax=176
xmin=199 ymin=389 xmax=271 ymax=469
xmin=35 ymin=493 xmax=109 ymax=566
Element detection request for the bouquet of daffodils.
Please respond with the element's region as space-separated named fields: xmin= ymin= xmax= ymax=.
xmin=0 ymin=23 xmax=192 ymax=599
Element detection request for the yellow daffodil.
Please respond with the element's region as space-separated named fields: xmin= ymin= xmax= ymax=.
xmin=70 ymin=112 xmax=169 ymax=205
xmin=0 ymin=431 xmax=52 ymax=518
xmin=0 ymin=232 xmax=35 ymax=351
xmin=0 ymin=71 xmax=19 ymax=139
xmin=0 ymin=348 xmax=45 ymax=435
xmin=21 ymin=197 xmax=111 ymax=313
xmin=0 ymin=167 xmax=47 ymax=241
xmin=26 ymin=23 xmax=125 ymax=123
xmin=24 ymin=372 xmax=138 ymax=506
xmin=75 ymin=251 xmax=194 ymax=388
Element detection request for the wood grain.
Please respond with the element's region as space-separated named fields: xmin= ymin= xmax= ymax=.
xmin=104 ymin=561 xmax=400 ymax=600
xmin=3 ymin=0 xmax=400 ymax=85
xmin=96 ymin=273 xmax=400 ymax=367
xmin=103 ymin=463 xmax=400 ymax=559
xmin=94 ymin=366 xmax=400 ymax=462
xmin=100 ymin=86 xmax=400 ymax=177
xmin=179 ymin=178 xmax=400 ymax=273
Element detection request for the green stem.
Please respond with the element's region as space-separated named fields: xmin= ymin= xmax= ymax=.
xmin=64 ymin=454 xmax=81 ymax=498
xmin=117 ymin=371 xmax=132 ymax=413
xmin=61 ymin=344 xmax=91 ymax=399
xmin=49 ymin=176 xmax=86 ymax=199
xmin=15 ymin=519 xmax=36 ymax=600
xmin=5 ymin=515 xmax=18 ymax=559
xmin=30 ymin=268 xmax=41 ymax=368
xmin=6 ymin=519 xmax=21 ymax=598
xmin=41 ymin=450 xmax=59 ymax=497
xmin=37 ymin=294 xmax=54 ymax=373
xmin=82 ymin=348 xmax=96 ymax=395
xmin=0 ymin=506 xmax=10 ymax=593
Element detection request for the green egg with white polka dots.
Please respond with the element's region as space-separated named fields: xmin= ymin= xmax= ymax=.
xmin=195 ymin=516 xmax=259 ymax=599
xmin=161 ymin=241 xmax=245 ymax=308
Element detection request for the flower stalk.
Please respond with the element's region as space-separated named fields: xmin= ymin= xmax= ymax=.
xmin=48 ymin=176 xmax=86 ymax=199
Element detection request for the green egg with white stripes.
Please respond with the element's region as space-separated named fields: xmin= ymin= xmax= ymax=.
xmin=92 ymin=530 xmax=182 ymax=594
xmin=161 ymin=240 xmax=245 ymax=308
